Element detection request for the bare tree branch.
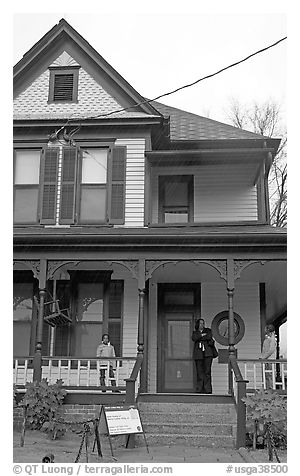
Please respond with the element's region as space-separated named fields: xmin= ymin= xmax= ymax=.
xmin=226 ymin=98 xmax=287 ymax=227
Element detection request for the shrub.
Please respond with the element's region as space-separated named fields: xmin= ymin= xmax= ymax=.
xmin=20 ymin=379 xmax=66 ymax=437
xmin=242 ymin=389 xmax=287 ymax=460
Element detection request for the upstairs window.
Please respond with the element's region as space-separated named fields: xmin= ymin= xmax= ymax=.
xmin=79 ymin=149 xmax=108 ymax=223
xmin=158 ymin=175 xmax=194 ymax=224
xmin=13 ymin=145 xmax=127 ymax=226
xmin=48 ymin=67 xmax=79 ymax=103
xmin=14 ymin=149 xmax=41 ymax=224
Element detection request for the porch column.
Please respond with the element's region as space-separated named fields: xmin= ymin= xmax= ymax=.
xmin=137 ymin=259 xmax=146 ymax=355
xmin=137 ymin=259 xmax=147 ymax=393
xmin=227 ymin=259 xmax=236 ymax=357
xmin=33 ymin=259 xmax=47 ymax=382
xmin=137 ymin=288 xmax=146 ymax=355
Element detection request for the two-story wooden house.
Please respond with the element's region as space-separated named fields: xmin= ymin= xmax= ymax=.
xmin=13 ymin=19 xmax=286 ymax=417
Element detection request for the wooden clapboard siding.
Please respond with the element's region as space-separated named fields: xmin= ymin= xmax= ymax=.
xmin=109 ymin=267 xmax=139 ymax=357
xmin=201 ymin=282 xmax=260 ymax=394
xmin=115 ymin=138 xmax=145 ymax=227
xmin=151 ymin=163 xmax=258 ymax=223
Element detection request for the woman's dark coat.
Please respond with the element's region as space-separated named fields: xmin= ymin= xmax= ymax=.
xmin=192 ymin=327 xmax=214 ymax=359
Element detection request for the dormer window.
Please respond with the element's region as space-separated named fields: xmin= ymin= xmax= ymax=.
xmin=48 ymin=66 xmax=79 ymax=103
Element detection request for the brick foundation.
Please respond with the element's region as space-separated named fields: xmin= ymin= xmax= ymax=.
xmin=13 ymin=404 xmax=102 ymax=429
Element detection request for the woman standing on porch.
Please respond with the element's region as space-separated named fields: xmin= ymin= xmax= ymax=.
xmin=192 ymin=318 xmax=214 ymax=394
xmin=96 ymin=334 xmax=117 ymax=390
xmin=260 ymin=324 xmax=277 ymax=389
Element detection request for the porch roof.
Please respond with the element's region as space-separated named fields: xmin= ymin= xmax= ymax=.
xmin=13 ymin=224 xmax=286 ymax=253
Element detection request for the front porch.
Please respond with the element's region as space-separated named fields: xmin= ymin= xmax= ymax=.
xmin=13 ymin=256 xmax=287 ymax=395
xmin=13 ymin=229 xmax=287 ymax=447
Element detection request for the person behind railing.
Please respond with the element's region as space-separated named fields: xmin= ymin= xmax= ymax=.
xmin=259 ymin=324 xmax=277 ymax=389
xmin=96 ymin=334 xmax=117 ymax=391
xmin=192 ymin=318 xmax=214 ymax=394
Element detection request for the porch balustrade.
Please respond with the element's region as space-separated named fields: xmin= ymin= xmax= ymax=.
xmin=13 ymin=356 xmax=139 ymax=392
xmin=228 ymin=356 xmax=287 ymax=449
xmin=236 ymin=359 xmax=287 ymax=391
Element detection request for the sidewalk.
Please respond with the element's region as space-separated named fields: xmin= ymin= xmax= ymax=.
xmin=13 ymin=430 xmax=245 ymax=463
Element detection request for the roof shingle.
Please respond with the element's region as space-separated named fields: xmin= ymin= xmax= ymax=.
xmin=151 ymin=100 xmax=267 ymax=141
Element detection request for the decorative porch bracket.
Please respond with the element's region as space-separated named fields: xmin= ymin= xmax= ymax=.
xmin=145 ymin=259 xmax=228 ymax=281
xmin=233 ymin=260 xmax=267 ymax=281
xmin=46 ymin=260 xmax=80 ymax=280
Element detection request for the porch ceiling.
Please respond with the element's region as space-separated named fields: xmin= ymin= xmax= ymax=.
xmin=235 ymin=260 xmax=287 ymax=322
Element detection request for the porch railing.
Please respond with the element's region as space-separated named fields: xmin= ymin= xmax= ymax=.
xmin=237 ymin=359 xmax=287 ymax=391
xmin=13 ymin=356 xmax=139 ymax=393
xmin=229 ymin=356 xmax=288 ymax=449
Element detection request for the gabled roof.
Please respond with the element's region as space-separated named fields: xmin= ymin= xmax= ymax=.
xmin=14 ymin=18 xmax=162 ymax=119
xmin=151 ymin=100 xmax=269 ymax=141
xmin=13 ymin=19 xmax=280 ymax=148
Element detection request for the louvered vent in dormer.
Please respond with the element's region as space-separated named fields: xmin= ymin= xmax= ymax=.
xmin=48 ymin=66 xmax=79 ymax=103
xmin=53 ymin=74 xmax=74 ymax=101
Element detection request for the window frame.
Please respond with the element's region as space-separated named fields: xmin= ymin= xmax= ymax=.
xmin=76 ymin=145 xmax=110 ymax=225
xmin=48 ymin=66 xmax=80 ymax=104
xmin=13 ymin=146 xmax=43 ymax=225
xmin=158 ymin=174 xmax=194 ymax=224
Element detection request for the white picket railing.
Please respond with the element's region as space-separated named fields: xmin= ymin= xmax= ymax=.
xmin=13 ymin=356 xmax=139 ymax=392
xmin=237 ymin=359 xmax=287 ymax=391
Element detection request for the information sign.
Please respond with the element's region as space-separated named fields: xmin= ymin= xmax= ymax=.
xmin=103 ymin=405 xmax=143 ymax=435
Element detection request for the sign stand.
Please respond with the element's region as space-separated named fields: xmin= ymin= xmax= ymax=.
xmin=92 ymin=418 xmax=103 ymax=458
xmin=125 ymin=432 xmax=149 ymax=454
xmin=93 ymin=404 xmax=148 ymax=458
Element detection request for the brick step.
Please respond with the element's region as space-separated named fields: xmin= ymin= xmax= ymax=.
xmin=143 ymin=422 xmax=233 ymax=436
xmin=140 ymin=411 xmax=234 ymax=424
xmin=135 ymin=433 xmax=235 ymax=448
xmin=138 ymin=402 xmax=234 ymax=414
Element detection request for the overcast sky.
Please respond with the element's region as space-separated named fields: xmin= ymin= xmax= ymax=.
xmin=13 ymin=7 xmax=287 ymax=127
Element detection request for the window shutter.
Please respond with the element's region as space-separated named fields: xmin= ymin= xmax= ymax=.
xmin=40 ymin=147 xmax=59 ymax=224
xmin=60 ymin=147 xmax=77 ymax=224
xmin=109 ymin=147 xmax=126 ymax=224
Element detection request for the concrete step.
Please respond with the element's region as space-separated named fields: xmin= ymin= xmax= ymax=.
xmin=138 ymin=402 xmax=234 ymax=414
xmin=137 ymin=397 xmax=237 ymax=448
xmin=143 ymin=422 xmax=233 ymax=436
xmin=140 ymin=410 xmax=233 ymax=424
xmin=138 ymin=393 xmax=234 ymax=404
xmin=136 ymin=433 xmax=235 ymax=448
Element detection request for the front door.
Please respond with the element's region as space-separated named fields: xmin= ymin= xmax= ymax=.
xmin=157 ymin=284 xmax=201 ymax=392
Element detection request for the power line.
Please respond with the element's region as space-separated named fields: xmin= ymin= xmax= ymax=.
xmin=66 ymin=35 xmax=287 ymax=123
